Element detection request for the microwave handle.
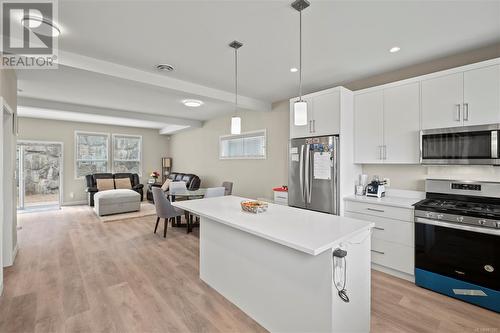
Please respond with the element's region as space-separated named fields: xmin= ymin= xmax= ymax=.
xmin=492 ymin=131 xmax=498 ymax=159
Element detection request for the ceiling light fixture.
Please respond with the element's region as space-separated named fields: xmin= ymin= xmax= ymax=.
xmin=182 ymin=99 xmax=203 ymax=107
xmin=229 ymin=40 xmax=243 ymax=135
xmin=292 ymin=0 xmax=310 ymax=126
xmin=155 ymin=64 xmax=174 ymax=71
xmin=389 ymin=46 xmax=401 ymax=53
xmin=290 ymin=67 xmax=298 ymax=73
xmin=21 ymin=14 xmax=61 ymax=36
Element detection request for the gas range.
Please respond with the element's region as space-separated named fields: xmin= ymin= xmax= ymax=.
xmin=414 ymin=180 xmax=500 ymax=230
xmin=413 ymin=179 xmax=500 ymax=313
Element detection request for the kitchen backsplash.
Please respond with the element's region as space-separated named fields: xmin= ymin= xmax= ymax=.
xmin=361 ymin=165 xmax=500 ymax=192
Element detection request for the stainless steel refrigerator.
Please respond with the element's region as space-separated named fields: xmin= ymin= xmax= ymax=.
xmin=288 ymin=135 xmax=339 ymax=215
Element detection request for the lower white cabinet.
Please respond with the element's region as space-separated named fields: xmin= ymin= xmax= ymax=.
xmin=344 ymin=200 xmax=414 ymax=279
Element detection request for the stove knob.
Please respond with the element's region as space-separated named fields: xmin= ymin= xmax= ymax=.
xmin=456 ymin=216 xmax=464 ymax=223
xmin=426 ymin=212 xmax=433 ymax=218
xmin=478 ymin=219 xmax=486 ymax=226
xmin=496 ymin=222 xmax=500 ymax=229
xmin=437 ymin=214 xmax=444 ymax=220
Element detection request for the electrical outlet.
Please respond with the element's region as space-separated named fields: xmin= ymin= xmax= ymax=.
xmin=383 ymin=178 xmax=390 ymax=187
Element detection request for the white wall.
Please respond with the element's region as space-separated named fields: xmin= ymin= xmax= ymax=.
xmin=0 ymin=69 xmax=18 ymax=291
xmin=168 ymin=101 xmax=289 ymax=200
xmin=18 ymin=117 xmax=170 ymax=205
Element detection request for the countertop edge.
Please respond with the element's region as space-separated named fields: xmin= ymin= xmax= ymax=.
xmin=343 ymin=195 xmax=421 ymax=209
xmin=172 ymin=202 xmax=374 ymax=256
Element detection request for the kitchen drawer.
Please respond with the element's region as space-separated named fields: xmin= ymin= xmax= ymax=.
xmin=344 ymin=212 xmax=414 ymax=247
xmin=371 ymin=238 xmax=414 ymax=275
xmin=344 ymin=200 xmax=413 ymax=222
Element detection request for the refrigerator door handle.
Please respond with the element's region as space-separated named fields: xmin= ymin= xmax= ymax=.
xmin=308 ymin=147 xmax=313 ymax=203
xmin=299 ymin=145 xmax=305 ymax=202
xmin=333 ymin=136 xmax=339 ymax=215
xmin=304 ymin=144 xmax=311 ymax=203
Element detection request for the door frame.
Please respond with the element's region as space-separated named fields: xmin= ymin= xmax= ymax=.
xmin=17 ymin=140 xmax=64 ymax=209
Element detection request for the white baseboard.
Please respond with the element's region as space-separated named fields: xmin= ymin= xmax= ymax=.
xmin=372 ymin=263 xmax=415 ymax=282
xmin=61 ymin=200 xmax=87 ymax=206
xmin=3 ymin=243 xmax=18 ymax=267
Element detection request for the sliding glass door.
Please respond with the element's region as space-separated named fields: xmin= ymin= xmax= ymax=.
xmin=17 ymin=141 xmax=63 ymax=211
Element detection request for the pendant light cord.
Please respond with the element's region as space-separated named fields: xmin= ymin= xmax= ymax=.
xmin=299 ymin=9 xmax=302 ymax=100
xmin=235 ymin=47 xmax=238 ymax=114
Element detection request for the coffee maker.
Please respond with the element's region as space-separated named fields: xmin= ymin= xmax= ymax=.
xmin=366 ymin=176 xmax=386 ymax=198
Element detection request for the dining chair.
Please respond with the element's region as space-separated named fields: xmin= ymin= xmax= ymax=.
xmin=188 ymin=187 xmax=226 ymax=233
xmin=221 ymin=181 xmax=233 ymax=195
xmin=152 ymin=187 xmax=183 ymax=238
xmin=205 ymin=187 xmax=226 ymax=198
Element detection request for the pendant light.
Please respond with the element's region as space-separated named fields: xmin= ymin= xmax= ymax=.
xmin=292 ymin=0 xmax=310 ymax=126
xmin=229 ymin=40 xmax=243 ymax=135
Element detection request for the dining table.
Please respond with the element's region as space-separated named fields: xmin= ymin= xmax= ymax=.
xmin=165 ymin=188 xmax=207 ymax=229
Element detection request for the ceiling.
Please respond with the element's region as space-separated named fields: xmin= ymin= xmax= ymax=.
xmin=16 ymin=0 xmax=500 ymax=132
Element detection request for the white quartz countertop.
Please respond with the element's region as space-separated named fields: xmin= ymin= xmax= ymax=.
xmin=344 ymin=192 xmax=423 ymax=209
xmin=172 ymin=196 xmax=374 ymax=256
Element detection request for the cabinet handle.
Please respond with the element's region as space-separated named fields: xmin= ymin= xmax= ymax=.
xmin=383 ymin=145 xmax=387 ymax=160
xmin=371 ymin=249 xmax=385 ymax=255
xmin=373 ymin=226 xmax=385 ymax=231
xmin=463 ymin=103 xmax=469 ymax=121
xmin=455 ymin=104 xmax=461 ymax=121
xmin=367 ymin=208 xmax=385 ymax=213
xmin=312 ymin=120 xmax=315 ymax=133
xmin=378 ymin=146 xmax=382 ymax=160
xmin=309 ymin=120 xmax=312 ymax=133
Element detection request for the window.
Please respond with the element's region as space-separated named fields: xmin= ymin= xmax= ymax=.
xmin=112 ymin=134 xmax=142 ymax=175
xmin=220 ymin=130 xmax=266 ymax=160
xmin=75 ymin=131 xmax=109 ymax=178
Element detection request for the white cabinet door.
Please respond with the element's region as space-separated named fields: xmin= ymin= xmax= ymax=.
xmin=354 ymin=91 xmax=384 ymax=163
xmin=311 ymin=91 xmax=340 ymax=136
xmin=289 ymin=97 xmax=313 ymax=139
xmin=383 ymin=82 xmax=421 ymax=163
xmin=463 ymin=65 xmax=500 ymax=126
xmin=421 ymin=73 xmax=463 ymax=129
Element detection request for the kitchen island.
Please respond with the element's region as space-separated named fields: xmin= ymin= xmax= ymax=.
xmin=172 ymin=196 xmax=374 ymax=333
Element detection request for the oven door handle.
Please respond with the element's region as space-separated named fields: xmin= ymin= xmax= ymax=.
xmin=415 ymin=217 xmax=500 ymax=236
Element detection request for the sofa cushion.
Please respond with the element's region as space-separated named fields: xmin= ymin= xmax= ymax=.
xmin=115 ymin=177 xmax=132 ymax=189
xmin=96 ymin=178 xmax=115 ymax=191
xmin=94 ymin=189 xmax=140 ymax=204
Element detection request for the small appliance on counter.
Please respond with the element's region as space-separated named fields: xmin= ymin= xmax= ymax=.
xmin=273 ymin=186 xmax=288 ymax=205
xmin=365 ymin=176 xmax=385 ymax=198
xmin=413 ymin=179 xmax=500 ymax=313
xmin=355 ymin=174 xmax=368 ymax=196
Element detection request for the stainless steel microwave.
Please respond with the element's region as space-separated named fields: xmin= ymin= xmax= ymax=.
xmin=420 ymin=124 xmax=500 ymax=165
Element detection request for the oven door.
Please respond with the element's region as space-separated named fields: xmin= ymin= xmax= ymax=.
xmin=415 ymin=218 xmax=499 ymax=291
xmin=420 ymin=125 xmax=500 ymax=165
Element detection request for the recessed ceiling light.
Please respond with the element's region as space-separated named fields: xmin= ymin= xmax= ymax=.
xmin=290 ymin=67 xmax=298 ymax=73
xmin=155 ymin=64 xmax=174 ymax=71
xmin=182 ymin=99 xmax=203 ymax=107
xmin=21 ymin=15 xmax=61 ymax=37
xmin=389 ymin=46 xmax=401 ymax=53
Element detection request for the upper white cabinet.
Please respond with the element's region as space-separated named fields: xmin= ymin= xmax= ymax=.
xmin=312 ymin=91 xmax=340 ymax=136
xmin=289 ymin=89 xmax=342 ymax=138
xmin=354 ymin=82 xmax=420 ymax=164
xmin=383 ymin=82 xmax=420 ymax=164
xmin=463 ymin=65 xmax=500 ymax=126
xmin=354 ymin=91 xmax=384 ymax=163
xmin=422 ymin=65 xmax=500 ymax=129
xmin=421 ymin=73 xmax=463 ymax=129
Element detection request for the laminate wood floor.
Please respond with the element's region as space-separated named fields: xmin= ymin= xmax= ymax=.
xmin=1 ymin=206 xmax=498 ymax=333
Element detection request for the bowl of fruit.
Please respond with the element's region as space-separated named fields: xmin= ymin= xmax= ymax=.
xmin=240 ymin=200 xmax=268 ymax=214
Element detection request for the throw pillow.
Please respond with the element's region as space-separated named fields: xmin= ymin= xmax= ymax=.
xmin=115 ymin=177 xmax=132 ymax=189
xmin=161 ymin=178 xmax=171 ymax=191
xmin=96 ymin=178 xmax=115 ymax=191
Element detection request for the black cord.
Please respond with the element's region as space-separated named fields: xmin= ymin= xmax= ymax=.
xmin=333 ymin=254 xmax=350 ymax=303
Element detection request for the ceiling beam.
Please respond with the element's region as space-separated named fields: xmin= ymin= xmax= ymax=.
xmin=18 ymin=97 xmax=203 ymax=128
xmin=57 ymin=50 xmax=272 ymax=112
